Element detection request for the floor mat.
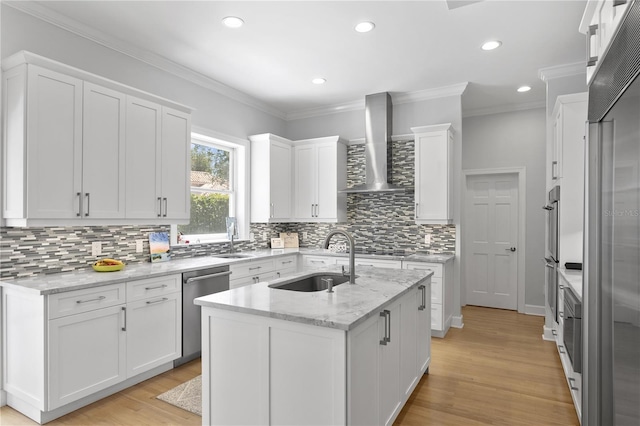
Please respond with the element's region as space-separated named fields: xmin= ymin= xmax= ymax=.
xmin=156 ymin=375 xmax=202 ymax=416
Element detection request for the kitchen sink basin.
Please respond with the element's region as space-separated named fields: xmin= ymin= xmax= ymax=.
xmin=268 ymin=273 xmax=353 ymax=292
xmin=212 ymin=253 xmax=254 ymax=259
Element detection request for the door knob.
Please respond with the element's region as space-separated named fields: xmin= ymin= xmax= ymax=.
xmin=506 ymin=247 xmax=516 ymax=252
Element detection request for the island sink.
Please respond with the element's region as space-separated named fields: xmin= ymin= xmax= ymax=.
xmin=268 ymin=272 xmax=352 ymax=292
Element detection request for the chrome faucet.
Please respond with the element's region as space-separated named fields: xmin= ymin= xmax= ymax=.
xmin=323 ymin=230 xmax=356 ymax=284
xmin=228 ymin=222 xmax=236 ymax=253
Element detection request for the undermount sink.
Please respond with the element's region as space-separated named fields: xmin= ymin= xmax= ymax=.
xmin=212 ymin=253 xmax=254 ymax=259
xmin=268 ymin=272 xmax=353 ymax=292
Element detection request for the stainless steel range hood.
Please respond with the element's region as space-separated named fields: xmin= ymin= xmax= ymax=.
xmin=340 ymin=92 xmax=407 ymax=193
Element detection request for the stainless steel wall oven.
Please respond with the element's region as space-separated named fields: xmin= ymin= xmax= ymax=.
xmin=563 ymin=286 xmax=582 ymax=373
xmin=544 ymin=186 xmax=560 ymax=322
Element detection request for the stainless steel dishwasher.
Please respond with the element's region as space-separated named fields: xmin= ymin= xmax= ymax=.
xmin=175 ymin=265 xmax=231 ymax=367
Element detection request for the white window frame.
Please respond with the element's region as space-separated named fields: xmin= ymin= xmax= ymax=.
xmin=171 ymin=128 xmax=249 ymax=245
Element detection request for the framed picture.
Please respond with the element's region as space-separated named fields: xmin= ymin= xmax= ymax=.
xmin=149 ymin=232 xmax=171 ymax=263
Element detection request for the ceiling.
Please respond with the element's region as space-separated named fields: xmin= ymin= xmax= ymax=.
xmin=9 ymin=0 xmax=588 ymax=119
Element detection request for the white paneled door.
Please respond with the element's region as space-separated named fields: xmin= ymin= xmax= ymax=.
xmin=465 ymin=173 xmax=519 ymax=310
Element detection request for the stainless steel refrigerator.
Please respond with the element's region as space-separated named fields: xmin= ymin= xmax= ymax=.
xmin=585 ymin=1 xmax=640 ymax=424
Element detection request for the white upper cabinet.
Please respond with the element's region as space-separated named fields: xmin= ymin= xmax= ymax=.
xmin=160 ymin=107 xmax=191 ymax=221
xmin=412 ymin=124 xmax=454 ymax=225
xmin=293 ymin=137 xmax=347 ymax=222
xmin=82 ymin=82 xmax=126 ymax=219
xmin=2 ymin=51 xmax=192 ymax=226
xmin=580 ymin=0 xmax=631 ymax=84
xmin=249 ymin=134 xmax=293 ymax=222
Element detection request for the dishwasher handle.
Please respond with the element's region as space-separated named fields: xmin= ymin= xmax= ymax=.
xmin=184 ymin=270 xmax=232 ymax=285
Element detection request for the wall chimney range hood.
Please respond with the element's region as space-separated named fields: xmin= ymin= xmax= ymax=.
xmin=340 ymin=92 xmax=408 ymax=193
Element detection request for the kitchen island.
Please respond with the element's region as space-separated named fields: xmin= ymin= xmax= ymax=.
xmin=195 ymin=265 xmax=432 ymax=426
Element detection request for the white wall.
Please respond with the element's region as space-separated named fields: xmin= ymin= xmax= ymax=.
xmin=462 ymin=108 xmax=547 ymax=308
xmin=0 ymin=5 xmax=286 ymax=140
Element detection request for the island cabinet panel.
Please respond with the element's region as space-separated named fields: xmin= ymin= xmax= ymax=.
xmin=201 ymin=308 xmax=346 ymax=426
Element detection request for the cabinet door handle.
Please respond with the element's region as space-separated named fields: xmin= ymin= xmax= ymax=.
xmin=163 ymin=197 xmax=168 ymax=217
xmin=311 ymin=204 xmax=314 ymax=217
xmin=415 ymin=203 xmax=419 ymax=219
xmin=85 ymin=193 xmax=90 ymax=217
xmin=568 ymin=377 xmax=579 ymax=391
xmin=379 ymin=310 xmax=391 ymax=345
xmin=76 ymin=295 xmax=106 ymax=304
xmin=418 ymin=285 xmax=426 ymax=310
xmin=145 ymin=284 xmax=168 ymax=291
xmin=587 ymin=24 xmax=598 ymax=67
xmin=121 ymin=306 xmax=127 ymax=331
xmin=157 ymin=197 xmax=162 ymax=217
xmin=270 ymin=203 xmax=274 ymax=218
xmin=552 ymin=329 xmax=558 ymax=336
xmin=315 ymin=204 xmax=319 ymax=217
xmin=77 ymin=192 xmax=82 ymax=217
xmin=146 ymin=297 xmax=169 ymax=305
xmin=551 ymin=161 xmax=559 ymax=180
xmin=276 ymin=272 xmax=281 ymax=278
xmin=558 ymin=345 xmax=566 ymax=354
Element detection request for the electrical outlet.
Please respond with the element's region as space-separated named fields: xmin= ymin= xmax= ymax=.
xmin=263 ymin=232 xmax=268 ymax=240
xmin=249 ymin=232 xmax=255 ymax=241
xmin=92 ymin=241 xmax=102 ymax=256
xmin=424 ymin=234 xmax=431 ymax=246
xmin=136 ymin=239 xmax=144 ymax=253
xmin=302 ymin=232 xmax=308 ymax=240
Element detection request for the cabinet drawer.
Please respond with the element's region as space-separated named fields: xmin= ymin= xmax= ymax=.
xmin=230 ymin=273 xmax=275 ymax=289
xmin=336 ymin=258 xmax=401 ymax=269
xmin=274 ymin=255 xmax=298 ymax=271
xmin=275 ymin=267 xmax=297 ymax=279
xmin=48 ymin=283 xmax=126 ymax=320
xmin=126 ymin=274 xmax=181 ymax=302
xmin=431 ymin=303 xmax=443 ymax=331
xmin=230 ymin=259 xmax=275 ymax=279
xmin=303 ymin=256 xmax=337 ymax=267
xmin=430 ymin=277 xmax=443 ymax=305
xmin=403 ymin=262 xmax=442 ymax=278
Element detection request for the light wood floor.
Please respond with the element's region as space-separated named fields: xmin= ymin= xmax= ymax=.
xmin=1 ymin=306 xmax=579 ymax=425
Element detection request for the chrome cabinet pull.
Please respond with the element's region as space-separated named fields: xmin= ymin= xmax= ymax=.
xmin=559 ymin=345 xmax=566 ymax=354
xmin=415 ymin=203 xmax=419 ymax=218
xmin=270 ymin=203 xmax=274 ymax=218
xmin=418 ymin=285 xmax=426 ymax=310
xmin=145 ymin=284 xmax=168 ymax=291
xmin=146 ymin=297 xmax=169 ymax=305
xmin=568 ymin=377 xmax=579 ymax=391
xmin=77 ymin=192 xmax=82 ymax=217
xmin=276 ymin=272 xmax=281 ymax=278
xmin=85 ymin=193 xmax=90 ymax=216
xmin=121 ymin=306 xmax=127 ymax=331
xmin=587 ymin=24 xmax=598 ymax=67
xmin=157 ymin=197 xmax=162 ymax=217
xmin=281 ymin=260 xmax=293 ymax=265
xmin=311 ymin=204 xmax=314 ymax=217
xmin=359 ymin=264 xmax=374 ymax=267
xmin=552 ymin=329 xmax=558 ymax=336
xmin=379 ymin=310 xmax=391 ymax=345
xmin=76 ymin=295 xmax=106 ymax=304
xmin=184 ymin=271 xmax=232 ymax=285
xmin=551 ymin=161 xmax=559 ymax=180
xmin=248 ymin=266 xmax=262 ymax=271
xmin=163 ymin=197 xmax=168 ymax=217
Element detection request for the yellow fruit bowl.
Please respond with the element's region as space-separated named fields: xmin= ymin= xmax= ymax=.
xmin=92 ymin=260 xmax=125 ymax=272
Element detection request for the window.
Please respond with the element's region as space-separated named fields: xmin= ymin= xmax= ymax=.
xmin=176 ymin=134 xmax=235 ymax=244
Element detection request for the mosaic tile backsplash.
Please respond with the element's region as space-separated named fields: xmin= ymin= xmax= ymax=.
xmin=0 ymin=140 xmax=455 ymax=279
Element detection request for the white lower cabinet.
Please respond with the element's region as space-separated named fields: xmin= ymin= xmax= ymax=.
xmin=2 ymin=275 xmax=182 ymax=423
xmin=48 ymin=304 xmax=126 ymax=410
xmin=201 ymin=281 xmax=431 ymax=426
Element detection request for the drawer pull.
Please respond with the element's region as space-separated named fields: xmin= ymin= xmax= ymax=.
xmin=311 ymin=260 xmax=325 ymax=264
xmin=249 ymin=266 xmax=262 ymax=271
xmin=145 ymin=284 xmax=168 ymax=291
xmin=359 ymin=263 xmax=374 ymax=267
xmin=281 ymin=260 xmax=293 ymax=264
xmin=552 ymin=329 xmax=558 ymax=336
xmin=146 ymin=297 xmax=169 ymax=305
xmin=76 ymin=295 xmax=106 ymax=304
xmin=559 ymin=345 xmax=566 ymax=354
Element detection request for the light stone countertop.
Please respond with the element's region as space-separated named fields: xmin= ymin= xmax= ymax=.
xmin=195 ymin=265 xmax=433 ymax=331
xmin=0 ymin=247 xmax=452 ymax=296
xmin=558 ymin=267 xmax=582 ymax=300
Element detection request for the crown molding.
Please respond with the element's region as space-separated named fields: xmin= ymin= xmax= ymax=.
xmin=6 ymin=1 xmax=287 ymax=120
xmin=463 ymin=100 xmax=546 ymax=118
xmin=538 ymin=62 xmax=586 ymax=82
xmin=286 ymin=82 xmax=469 ymax=121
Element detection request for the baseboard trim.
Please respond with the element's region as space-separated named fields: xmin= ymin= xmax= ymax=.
xmin=451 ymin=315 xmax=464 ymax=329
xmin=542 ymin=325 xmax=556 ymax=341
xmin=1 ymin=389 xmax=7 ymax=406
xmin=525 ymin=304 xmax=546 ymax=316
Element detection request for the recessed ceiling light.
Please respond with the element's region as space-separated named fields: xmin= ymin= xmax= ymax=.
xmin=481 ymin=40 xmax=502 ymax=51
xmin=355 ymin=22 xmax=375 ymax=33
xmin=312 ymin=78 xmax=326 ymax=85
xmin=517 ymin=85 xmax=532 ymax=92
xmin=222 ymin=16 xmax=244 ymax=28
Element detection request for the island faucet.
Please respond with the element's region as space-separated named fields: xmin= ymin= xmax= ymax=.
xmin=323 ymin=230 xmax=356 ymax=284
xmin=228 ymin=222 xmax=236 ymax=253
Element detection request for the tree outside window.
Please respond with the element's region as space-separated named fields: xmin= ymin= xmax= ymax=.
xmin=178 ymin=141 xmax=233 ymax=242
